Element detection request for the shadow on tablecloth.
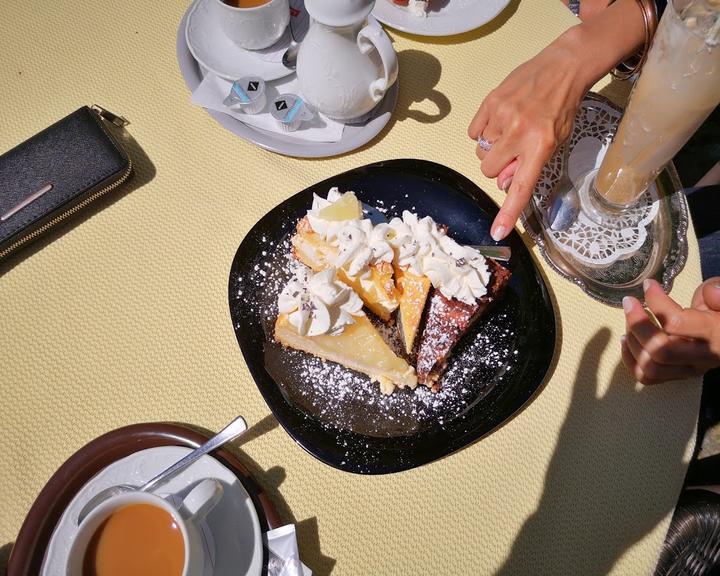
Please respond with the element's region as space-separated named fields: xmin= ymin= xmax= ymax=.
xmin=495 ymin=328 xmax=697 ymax=575
xmin=346 ymin=48 xmax=452 ymax=158
xmin=393 ymin=49 xmax=452 ymax=125
xmin=223 ymin=415 xmax=338 ymax=576
xmin=598 ymin=77 xmax=632 ymax=109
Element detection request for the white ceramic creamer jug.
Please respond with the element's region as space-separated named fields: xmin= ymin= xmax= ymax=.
xmin=296 ymin=0 xmax=399 ymax=121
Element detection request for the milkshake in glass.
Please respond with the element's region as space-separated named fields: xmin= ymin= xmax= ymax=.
xmin=586 ymin=0 xmax=720 ymax=220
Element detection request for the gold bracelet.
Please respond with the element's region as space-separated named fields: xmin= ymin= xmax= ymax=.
xmin=612 ymin=0 xmax=658 ymax=80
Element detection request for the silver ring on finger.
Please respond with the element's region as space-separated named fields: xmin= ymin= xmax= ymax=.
xmin=477 ymin=136 xmax=493 ymax=152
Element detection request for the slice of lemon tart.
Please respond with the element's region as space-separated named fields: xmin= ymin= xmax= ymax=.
xmin=393 ymin=265 xmax=431 ymax=355
xmin=385 ymin=212 xmax=439 ymax=356
xmin=290 ymin=189 xmax=398 ymax=321
xmin=274 ymin=266 xmax=417 ymax=395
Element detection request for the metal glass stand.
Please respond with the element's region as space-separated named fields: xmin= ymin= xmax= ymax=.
xmin=521 ymin=93 xmax=689 ymax=307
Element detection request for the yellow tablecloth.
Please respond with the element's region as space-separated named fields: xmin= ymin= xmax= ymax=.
xmin=0 ymin=0 xmax=704 ymax=574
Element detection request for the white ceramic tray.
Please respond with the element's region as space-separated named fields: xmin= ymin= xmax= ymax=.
xmin=177 ymin=7 xmax=399 ymax=158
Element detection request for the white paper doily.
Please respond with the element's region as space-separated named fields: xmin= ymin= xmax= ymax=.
xmin=533 ymin=100 xmax=660 ymax=267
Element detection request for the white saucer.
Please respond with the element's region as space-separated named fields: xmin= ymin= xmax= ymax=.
xmin=40 ymin=446 xmax=263 ymax=576
xmin=177 ymin=8 xmax=398 ymax=158
xmin=372 ymin=0 xmax=512 ymax=36
xmin=186 ymin=0 xmax=294 ymax=82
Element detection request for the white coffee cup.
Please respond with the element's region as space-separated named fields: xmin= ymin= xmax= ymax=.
xmin=210 ymin=0 xmax=291 ymax=50
xmin=67 ymin=478 xmax=223 ymax=576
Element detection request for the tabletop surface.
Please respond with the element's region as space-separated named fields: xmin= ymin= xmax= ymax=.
xmin=0 ymin=0 xmax=704 ymax=574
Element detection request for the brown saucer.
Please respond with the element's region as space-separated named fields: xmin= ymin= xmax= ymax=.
xmin=7 ymin=422 xmax=282 ymax=576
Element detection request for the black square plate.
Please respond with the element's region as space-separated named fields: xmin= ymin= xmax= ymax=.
xmin=229 ymin=160 xmax=556 ymax=474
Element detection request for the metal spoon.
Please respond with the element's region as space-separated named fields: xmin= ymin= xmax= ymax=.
xmin=281 ymin=16 xmax=299 ymax=70
xmin=77 ymin=415 xmax=248 ymax=525
xmin=547 ymin=142 xmax=580 ymax=232
xmin=282 ymin=41 xmax=300 ymax=70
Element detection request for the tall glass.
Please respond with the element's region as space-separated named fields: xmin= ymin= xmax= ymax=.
xmin=581 ymin=0 xmax=720 ymax=226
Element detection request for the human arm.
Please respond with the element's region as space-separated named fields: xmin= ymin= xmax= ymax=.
xmin=468 ymin=0 xmax=647 ymax=241
xmin=621 ymin=279 xmax=720 ymax=384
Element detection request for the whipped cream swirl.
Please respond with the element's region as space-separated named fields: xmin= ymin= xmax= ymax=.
xmin=306 ymin=187 xmax=351 ymax=244
xmin=278 ymin=266 xmax=364 ymax=336
xmin=306 ymin=189 xmax=394 ymax=279
xmin=334 ymin=219 xmax=394 ymax=277
xmin=388 ymin=211 xmax=491 ymax=305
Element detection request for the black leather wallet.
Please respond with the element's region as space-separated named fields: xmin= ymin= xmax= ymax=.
xmin=0 ymin=105 xmax=133 ymax=262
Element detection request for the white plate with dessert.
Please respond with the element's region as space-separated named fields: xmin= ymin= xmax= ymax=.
xmin=228 ymin=159 xmax=556 ymax=474
xmin=372 ymin=0 xmax=512 ymax=37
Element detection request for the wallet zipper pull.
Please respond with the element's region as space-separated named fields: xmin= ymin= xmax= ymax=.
xmin=90 ymin=104 xmax=129 ymax=128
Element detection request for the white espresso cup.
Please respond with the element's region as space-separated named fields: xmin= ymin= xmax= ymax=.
xmin=67 ymin=478 xmax=223 ymax=576
xmin=210 ymin=0 xmax=291 ymax=50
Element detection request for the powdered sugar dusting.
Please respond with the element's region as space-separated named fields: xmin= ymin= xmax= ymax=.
xmin=264 ymin=306 xmax=515 ymax=438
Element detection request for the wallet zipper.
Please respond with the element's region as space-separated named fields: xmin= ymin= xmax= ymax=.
xmin=90 ymin=105 xmax=129 ymax=128
xmin=0 ymin=107 xmax=132 ymax=261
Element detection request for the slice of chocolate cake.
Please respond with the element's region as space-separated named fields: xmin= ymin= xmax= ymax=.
xmin=415 ymin=259 xmax=512 ymax=390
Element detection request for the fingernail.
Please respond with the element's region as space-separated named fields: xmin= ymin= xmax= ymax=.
xmin=643 ymin=279 xmax=652 ymax=293
xmin=491 ymin=225 xmax=507 ymax=242
xmin=620 ymin=335 xmax=627 ymax=346
xmin=500 ymin=177 xmax=512 ymax=192
xmin=622 ymin=296 xmax=633 ymax=313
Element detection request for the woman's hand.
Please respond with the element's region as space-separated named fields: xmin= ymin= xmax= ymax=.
xmin=621 ymin=278 xmax=720 ymax=384
xmin=468 ymin=0 xmax=647 ymax=241
xmin=468 ymin=36 xmax=588 ymax=240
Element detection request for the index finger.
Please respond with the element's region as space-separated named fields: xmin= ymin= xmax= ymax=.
xmin=490 ymin=148 xmax=547 ymax=241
